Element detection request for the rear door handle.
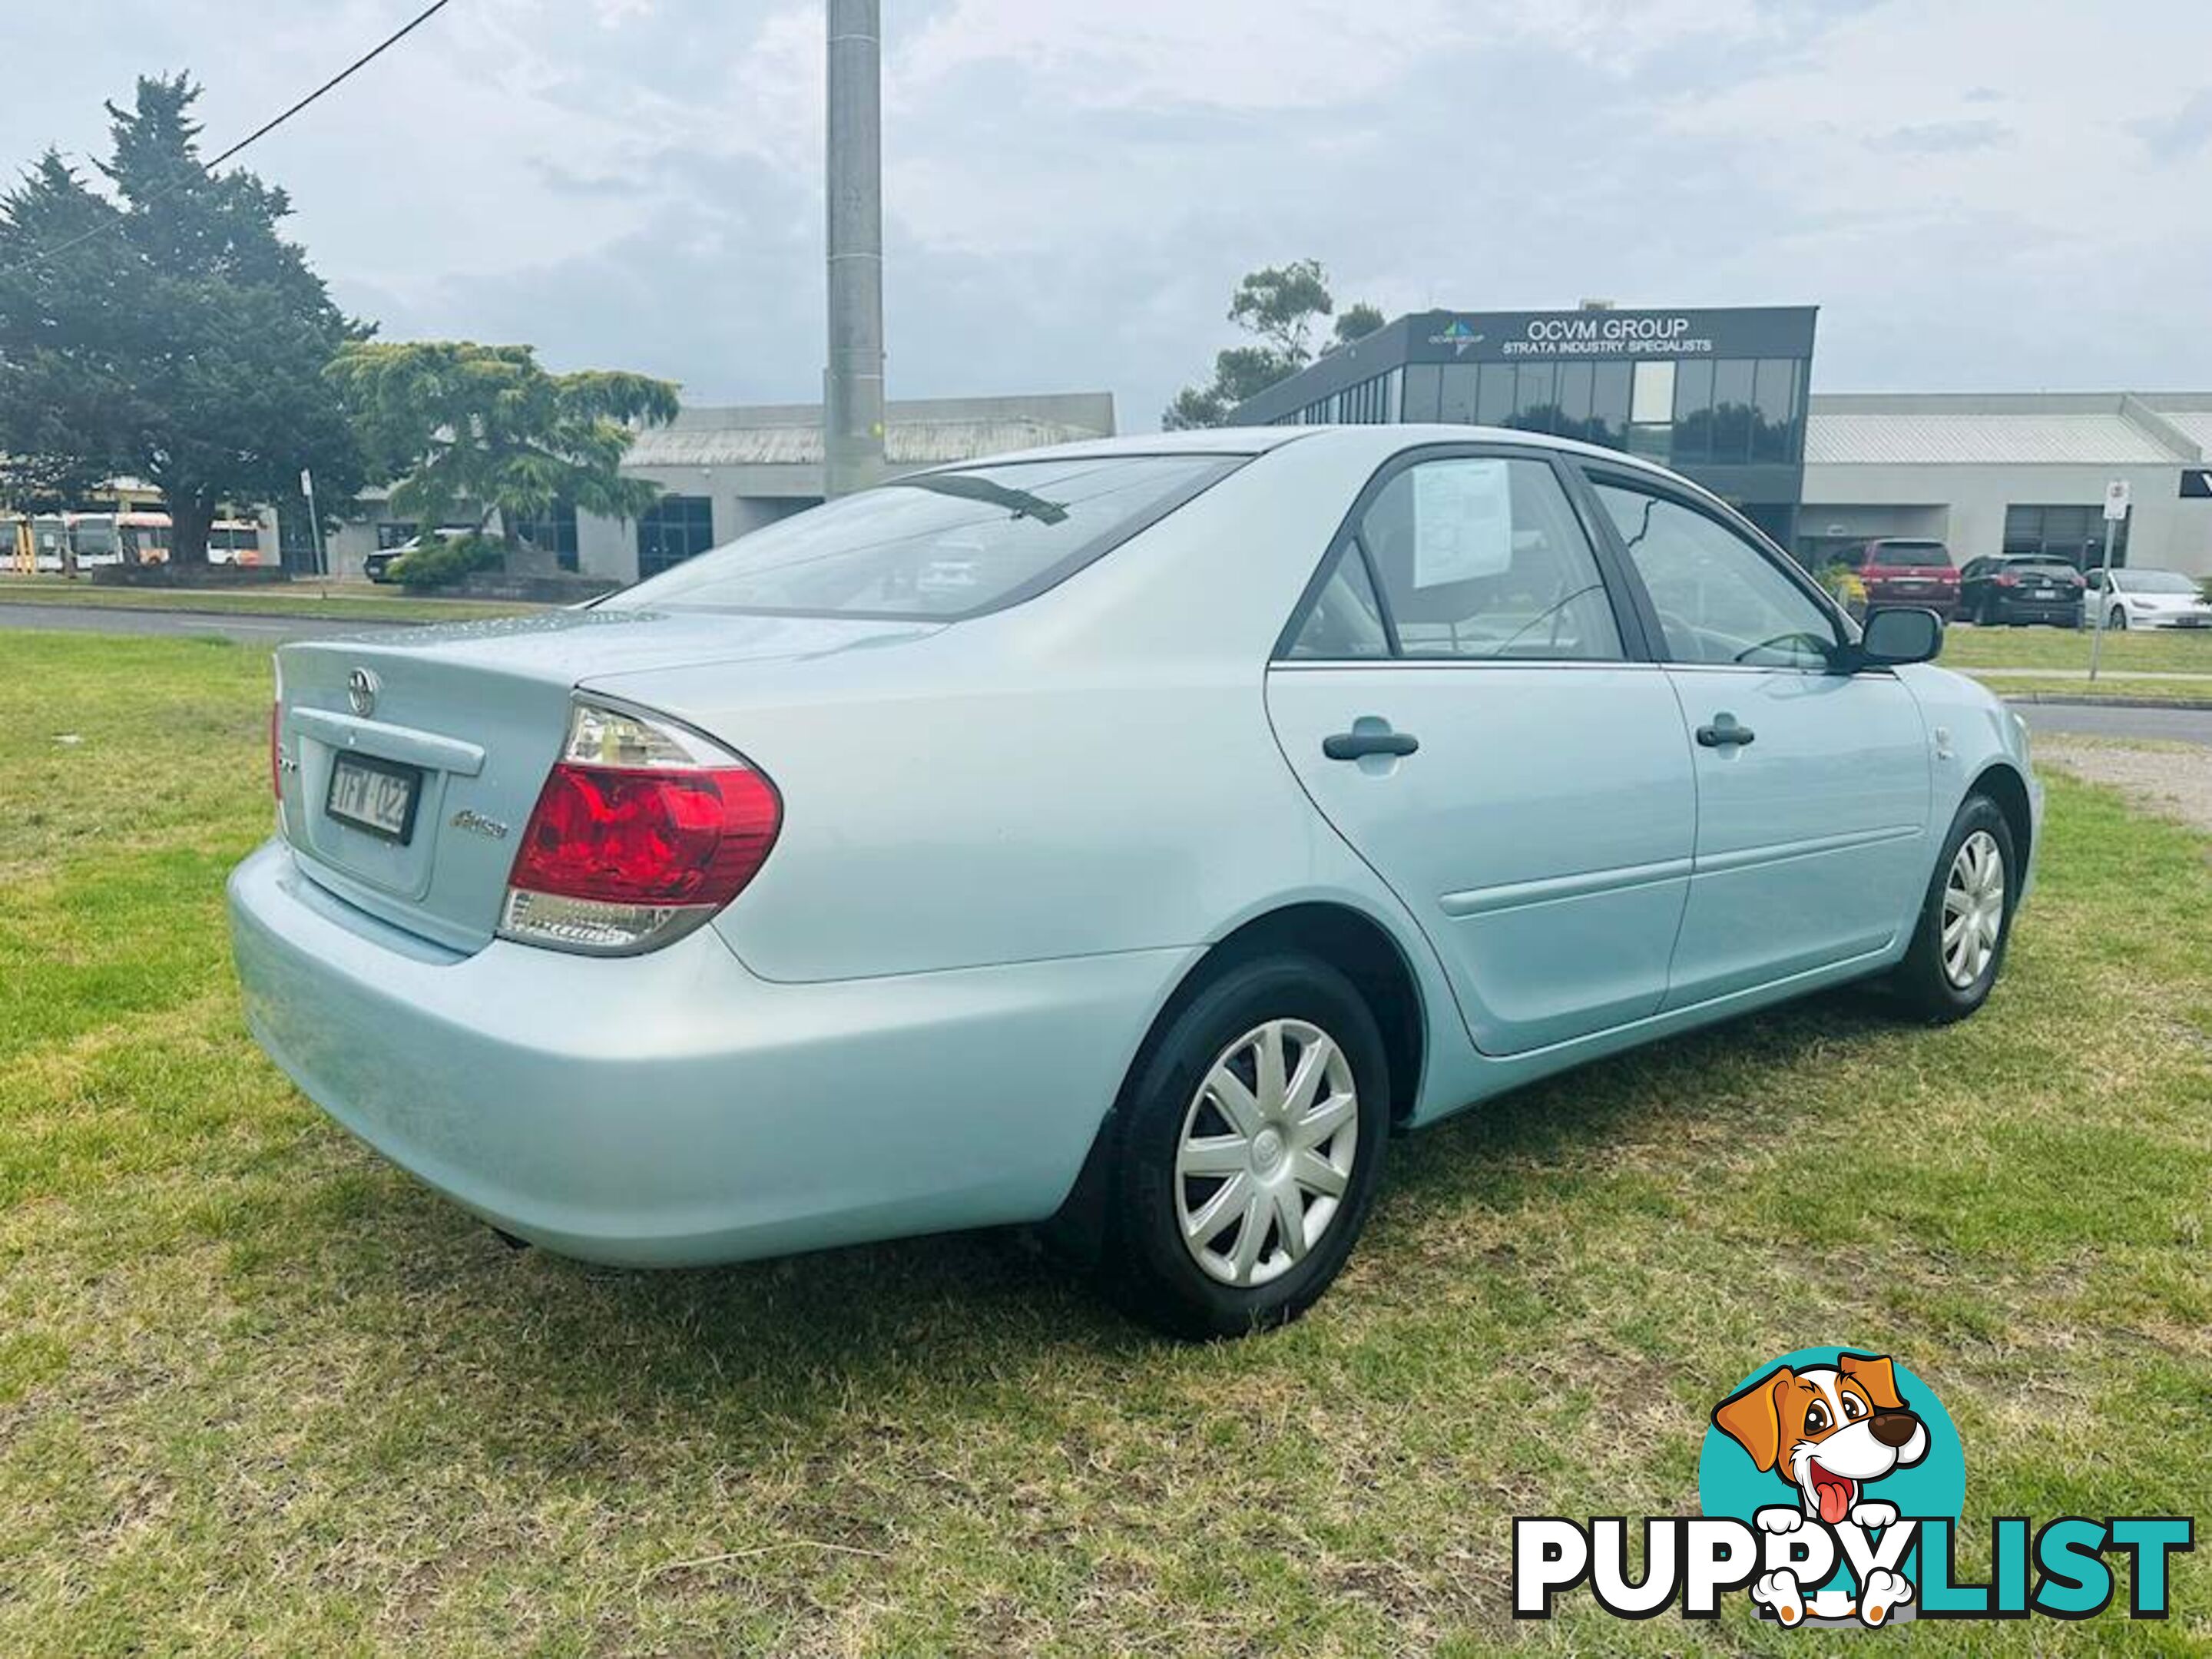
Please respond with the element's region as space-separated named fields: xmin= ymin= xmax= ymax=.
xmin=1323 ymin=728 xmax=1419 ymax=761
xmin=1695 ymin=718 xmax=1756 ymax=748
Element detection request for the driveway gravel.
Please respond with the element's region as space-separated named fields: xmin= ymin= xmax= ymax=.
xmin=2035 ymin=738 xmax=2212 ymax=836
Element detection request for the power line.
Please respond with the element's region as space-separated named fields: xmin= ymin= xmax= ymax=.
xmin=24 ymin=0 xmax=460 ymax=269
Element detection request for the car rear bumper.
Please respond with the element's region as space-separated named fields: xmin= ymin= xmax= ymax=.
xmin=228 ymin=839 xmax=1190 ymax=1267
xmin=1989 ymin=598 xmax=2082 ymax=624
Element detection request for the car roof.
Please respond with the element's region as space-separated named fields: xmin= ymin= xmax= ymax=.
xmin=925 ymin=421 xmax=1698 ymax=480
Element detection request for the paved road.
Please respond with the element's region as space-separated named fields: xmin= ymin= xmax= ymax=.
xmin=0 ymin=602 xmax=412 ymax=645
xmin=2013 ymin=701 xmax=2212 ymax=747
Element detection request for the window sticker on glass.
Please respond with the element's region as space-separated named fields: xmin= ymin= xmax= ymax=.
xmin=1411 ymin=459 xmax=1514 ymax=588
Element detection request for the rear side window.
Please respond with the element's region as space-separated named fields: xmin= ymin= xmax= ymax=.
xmin=1286 ymin=548 xmax=1390 ymax=659
xmin=602 ymin=455 xmax=1240 ymax=620
xmin=1287 ymin=456 xmax=1623 ymax=662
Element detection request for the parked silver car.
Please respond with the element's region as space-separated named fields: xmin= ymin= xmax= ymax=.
xmin=230 ymin=428 xmax=2040 ymax=1336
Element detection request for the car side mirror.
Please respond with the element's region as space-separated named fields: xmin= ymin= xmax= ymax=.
xmin=1852 ymin=606 xmax=1943 ymax=668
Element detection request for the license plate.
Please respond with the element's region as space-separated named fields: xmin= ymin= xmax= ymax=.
xmin=326 ymin=752 xmax=422 ymax=843
xmin=2034 ymin=588 xmax=2056 ymax=599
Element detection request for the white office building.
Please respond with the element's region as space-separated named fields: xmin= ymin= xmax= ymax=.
xmin=321 ymin=390 xmax=1116 ymax=584
xmin=1800 ymin=392 xmax=2212 ymax=578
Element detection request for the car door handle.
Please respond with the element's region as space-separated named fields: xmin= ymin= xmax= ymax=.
xmin=1695 ymin=719 xmax=1756 ymax=748
xmin=1323 ymin=728 xmax=1419 ymax=761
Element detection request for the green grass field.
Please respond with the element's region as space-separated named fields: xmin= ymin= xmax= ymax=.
xmin=1940 ymin=623 xmax=2212 ymax=674
xmin=0 ymin=574 xmax=541 ymax=624
xmin=1 ymin=630 xmax=2207 ymax=1654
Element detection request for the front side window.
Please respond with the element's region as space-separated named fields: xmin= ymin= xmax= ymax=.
xmin=608 ymin=455 xmax=1235 ymax=618
xmin=1331 ymin=456 xmax=1623 ymax=661
xmin=1591 ymin=480 xmax=1839 ymax=669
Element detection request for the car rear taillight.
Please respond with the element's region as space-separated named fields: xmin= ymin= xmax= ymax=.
xmin=1995 ymin=571 xmax=2018 ymax=587
xmin=498 ymin=700 xmax=781 ymax=955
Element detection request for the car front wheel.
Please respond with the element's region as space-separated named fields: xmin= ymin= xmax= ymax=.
xmin=1892 ymin=793 xmax=2017 ymax=1022
xmin=1098 ymin=953 xmax=1389 ymax=1339
xmin=2109 ymin=605 xmax=2128 ymax=631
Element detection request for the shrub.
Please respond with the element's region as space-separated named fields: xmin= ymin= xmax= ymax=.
xmin=1817 ymin=564 xmax=1868 ymax=619
xmin=388 ymin=531 xmax=502 ymax=590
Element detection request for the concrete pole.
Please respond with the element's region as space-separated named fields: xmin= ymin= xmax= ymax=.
xmin=2088 ymin=512 xmax=2118 ymax=680
xmin=824 ymin=0 xmax=886 ymax=497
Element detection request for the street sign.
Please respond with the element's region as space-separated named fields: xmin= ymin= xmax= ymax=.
xmin=2183 ymin=468 xmax=2212 ymax=499
xmin=2103 ymin=479 xmax=2132 ymax=521
xmin=300 ymin=468 xmax=316 ymax=499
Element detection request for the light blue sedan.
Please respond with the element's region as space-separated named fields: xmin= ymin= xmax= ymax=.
xmin=230 ymin=428 xmax=2040 ymax=1336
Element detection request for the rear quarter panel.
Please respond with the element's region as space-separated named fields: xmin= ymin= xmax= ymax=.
xmin=584 ymin=430 xmax=1439 ymax=985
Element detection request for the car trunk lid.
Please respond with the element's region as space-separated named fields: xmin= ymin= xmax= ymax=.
xmin=273 ymin=608 xmax=939 ymax=951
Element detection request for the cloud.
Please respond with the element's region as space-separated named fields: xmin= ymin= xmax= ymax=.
xmin=1868 ymin=118 xmax=2011 ymax=155
xmin=5 ymin=0 xmax=2212 ymax=429
xmin=2131 ymin=89 xmax=2212 ymax=162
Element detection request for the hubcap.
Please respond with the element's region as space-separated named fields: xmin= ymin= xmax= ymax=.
xmin=1174 ymin=1018 xmax=1359 ymax=1288
xmin=1941 ymin=830 xmax=2006 ymax=988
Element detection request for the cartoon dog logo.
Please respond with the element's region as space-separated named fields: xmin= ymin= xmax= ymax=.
xmin=1711 ymin=1352 xmax=1929 ymax=1628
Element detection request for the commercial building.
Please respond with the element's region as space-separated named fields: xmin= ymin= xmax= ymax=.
xmin=1231 ymin=305 xmax=2212 ymax=581
xmin=1231 ymin=306 xmax=1818 ymax=548
xmin=320 ymin=390 xmax=1116 ymax=584
xmin=1800 ymin=392 xmax=2212 ymax=578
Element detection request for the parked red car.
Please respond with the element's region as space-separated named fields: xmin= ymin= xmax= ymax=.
xmin=1854 ymin=538 xmax=1960 ymax=620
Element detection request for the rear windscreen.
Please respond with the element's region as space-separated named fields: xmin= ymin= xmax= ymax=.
xmin=1872 ymin=542 xmax=1949 ymax=568
xmin=601 ymin=455 xmax=1242 ymax=620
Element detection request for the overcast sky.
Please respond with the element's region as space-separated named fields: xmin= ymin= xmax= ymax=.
xmin=7 ymin=0 xmax=2212 ymax=429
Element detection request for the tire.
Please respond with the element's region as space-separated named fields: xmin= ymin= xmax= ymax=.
xmin=1094 ymin=953 xmax=1390 ymax=1339
xmin=2108 ymin=605 xmax=2128 ymax=631
xmin=1975 ymin=594 xmax=1996 ymax=627
xmin=1890 ymin=793 xmax=2018 ymax=1023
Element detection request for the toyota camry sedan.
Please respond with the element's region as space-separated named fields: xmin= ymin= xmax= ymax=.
xmin=230 ymin=426 xmax=2040 ymax=1337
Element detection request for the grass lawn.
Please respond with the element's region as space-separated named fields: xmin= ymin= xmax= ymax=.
xmin=1989 ymin=677 xmax=2212 ymax=706
xmin=1940 ymin=623 xmax=2212 ymax=674
xmin=0 ymin=574 xmax=543 ymax=625
xmin=2 ymin=629 xmax=2207 ymax=1655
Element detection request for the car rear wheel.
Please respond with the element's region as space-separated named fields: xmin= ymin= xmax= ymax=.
xmin=1097 ymin=953 xmax=1389 ymax=1339
xmin=1891 ymin=793 xmax=2016 ymax=1023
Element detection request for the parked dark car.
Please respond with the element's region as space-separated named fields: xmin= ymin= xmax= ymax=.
xmin=1854 ymin=538 xmax=1960 ymax=619
xmin=1959 ymin=555 xmax=2085 ymax=627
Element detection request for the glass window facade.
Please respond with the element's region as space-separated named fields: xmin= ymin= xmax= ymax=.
xmin=2002 ymin=505 xmax=2128 ymax=568
xmin=1270 ymin=354 xmax=1806 ymax=471
xmin=508 ymin=503 xmax=581 ymax=572
xmin=1243 ymin=307 xmax=1816 ymax=552
xmin=636 ymin=495 xmax=716 ymax=579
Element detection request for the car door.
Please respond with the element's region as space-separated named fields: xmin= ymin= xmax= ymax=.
xmin=1580 ymin=469 xmax=1932 ymax=1008
xmin=1264 ymin=445 xmax=1698 ymax=1056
